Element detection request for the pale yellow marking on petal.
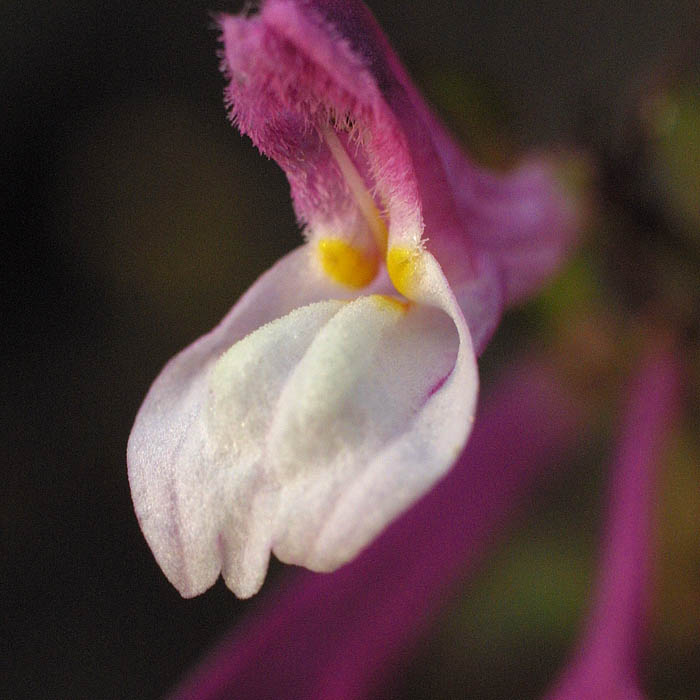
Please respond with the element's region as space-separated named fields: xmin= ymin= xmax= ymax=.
xmin=370 ymin=294 xmax=410 ymax=313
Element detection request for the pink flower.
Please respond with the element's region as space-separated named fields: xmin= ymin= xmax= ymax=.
xmin=127 ymin=0 xmax=576 ymax=599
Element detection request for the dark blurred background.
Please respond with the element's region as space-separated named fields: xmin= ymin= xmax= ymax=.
xmin=3 ymin=1 xmax=699 ymax=698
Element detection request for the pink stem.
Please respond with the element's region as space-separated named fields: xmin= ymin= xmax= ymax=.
xmin=546 ymin=341 xmax=682 ymax=699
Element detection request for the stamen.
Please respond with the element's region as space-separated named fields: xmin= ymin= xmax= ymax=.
xmin=387 ymin=246 xmax=423 ymax=298
xmin=318 ymin=239 xmax=379 ymax=289
xmin=321 ymin=125 xmax=388 ymax=254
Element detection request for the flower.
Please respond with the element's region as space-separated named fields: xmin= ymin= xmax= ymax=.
xmin=127 ymin=0 xmax=576 ymax=599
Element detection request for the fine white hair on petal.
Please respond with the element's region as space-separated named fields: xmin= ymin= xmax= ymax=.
xmin=128 ymin=293 xmax=349 ymax=597
xmin=127 ymin=246 xmax=358 ymax=597
xmin=300 ymin=251 xmax=479 ymax=568
xmin=202 ymin=298 xmax=350 ymax=597
xmin=265 ymin=295 xmax=459 ymax=567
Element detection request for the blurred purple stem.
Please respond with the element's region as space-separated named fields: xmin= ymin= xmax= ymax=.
xmin=170 ymin=360 xmax=585 ymax=700
xmin=546 ymin=341 xmax=682 ymax=699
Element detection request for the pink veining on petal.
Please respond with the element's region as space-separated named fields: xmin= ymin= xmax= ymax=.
xmin=169 ymin=359 xmax=585 ymax=700
xmin=545 ymin=341 xmax=682 ymax=700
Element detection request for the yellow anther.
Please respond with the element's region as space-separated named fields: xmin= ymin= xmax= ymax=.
xmin=370 ymin=294 xmax=410 ymax=313
xmin=387 ymin=246 xmax=422 ymax=298
xmin=318 ymin=239 xmax=379 ymax=289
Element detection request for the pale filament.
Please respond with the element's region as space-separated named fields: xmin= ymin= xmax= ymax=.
xmin=321 ymin=124 xmax=388 ymax=255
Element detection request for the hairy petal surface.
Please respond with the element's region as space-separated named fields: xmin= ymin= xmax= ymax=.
xmin=129 ymin=247 xmax=477 ymax=598
xmin=168 ymin=359 xmax=584 ymax=700
xmin=219 ymin=0 xmax=579 ymax=349
xmin=128 ymin=247 xmax=351 ymax=597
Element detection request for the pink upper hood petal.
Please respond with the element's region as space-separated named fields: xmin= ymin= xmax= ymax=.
xmin=219 ymin=0 xmax=580 ymax=348
xmin=219 ymin=0 xmax=424 ymax=247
